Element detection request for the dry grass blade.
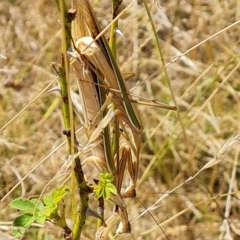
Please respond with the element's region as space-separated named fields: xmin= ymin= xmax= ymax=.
xmin=72 ymin=0 xmax=99 ymax=41
xmin=2 ymin=0 xmax=240 ymax=239
xmin=200 ymin=135 xmax=240 ymax=171
xmin=132 ymin=135 xmax=240 ymax=233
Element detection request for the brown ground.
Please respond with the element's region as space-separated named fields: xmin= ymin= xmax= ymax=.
xmin=1 ymin=0 xmax=240 ymax=239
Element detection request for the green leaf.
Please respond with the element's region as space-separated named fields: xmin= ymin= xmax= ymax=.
xmin=103 ymin=187 xmax=110 ymax=199
xmin=94 ymin=184 xmax=103 ymax=199
xmin=51 ymin=186 xmax=69 ymax=204
xmin=30 ymin=199 xmax=46 ymax=224
xmin=31 ymin=199 xmax=44 ymax=211
xmin=43 ymin=189 xmax=64 ymax=219
xmin=104 ymin=172 xmax=114 ymax=182
xmin=43 ymin=193 xmax=55 ymax=208
xmin=12 ymin=213 xmax=35 ymax=237
xmin=94 ymin=171 xmax=117 ymax=200
xmin=13 ymin=213 xmax=35 ymax=227
xmin=34 ymin=212 xmax=46 ymax=225
xmin=44 ymin=206 xmax=57 ymax=218
xmin=10 ymin=199 xmax=35 ymax=212
xmin=106 ymin=182 xmax=117 ymax=195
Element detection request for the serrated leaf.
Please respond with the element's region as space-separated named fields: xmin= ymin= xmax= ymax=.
xmin=13 ymin=213 xmax=35 ymax=229
xmin=34 ymin=212 xmax=46 ymax=225
xmin=94 ymin=184 xmax=104 ymax=199
xmin=103 ymin=188 xmax=110 ymax=200
xmin=43 ymin=206 xmax=52 ymax=217
xmin=29 ymin=199 xmax=46 ymax=224
xmin=51 ymin=186 xmax=69 ymax=204
xmin=58 ymin=185 xmax=70 ymax=192
xmin=43 ymin=194 xmax=55 ymax=208
xmin=98 ymin=178 xmax=105 ymax=185
xmin=99 ymin=171 xmax=105 ymax=178
xmin=10 ymin=199 xmax=35 ymax=212
xmin=99 ymin=171 xmax=114 ymax=183
xmin=12 ymin=227 xmax=26 ymax=238
xmin=94 ymin=171 xmax=117 ymax=199
xmin=104 ymin=172 xmax=114 ymax=182
xmin=44 ymin=206 xmax=57 ymax=218
xmin=31 ymin=199 xmax=44 ymax=211
xmin=106 ymin=182 xmax=117 ymax=195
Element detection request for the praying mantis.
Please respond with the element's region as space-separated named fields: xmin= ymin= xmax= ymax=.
xmin=67 ymin=0 xmax=175 ymax=238
xmin=69 ymin=0 xmax=142 ymax=236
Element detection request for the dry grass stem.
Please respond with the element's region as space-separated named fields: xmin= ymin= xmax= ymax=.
xmin=1 ymin=0 xmax=240 ymax=239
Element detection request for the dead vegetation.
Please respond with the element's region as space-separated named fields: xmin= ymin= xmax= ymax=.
xmin=1 ymin=0 xmax=240 ymax=239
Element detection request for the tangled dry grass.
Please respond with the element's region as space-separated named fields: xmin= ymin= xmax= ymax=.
xmin=1 ymin=0 xmax=240 ymax=239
